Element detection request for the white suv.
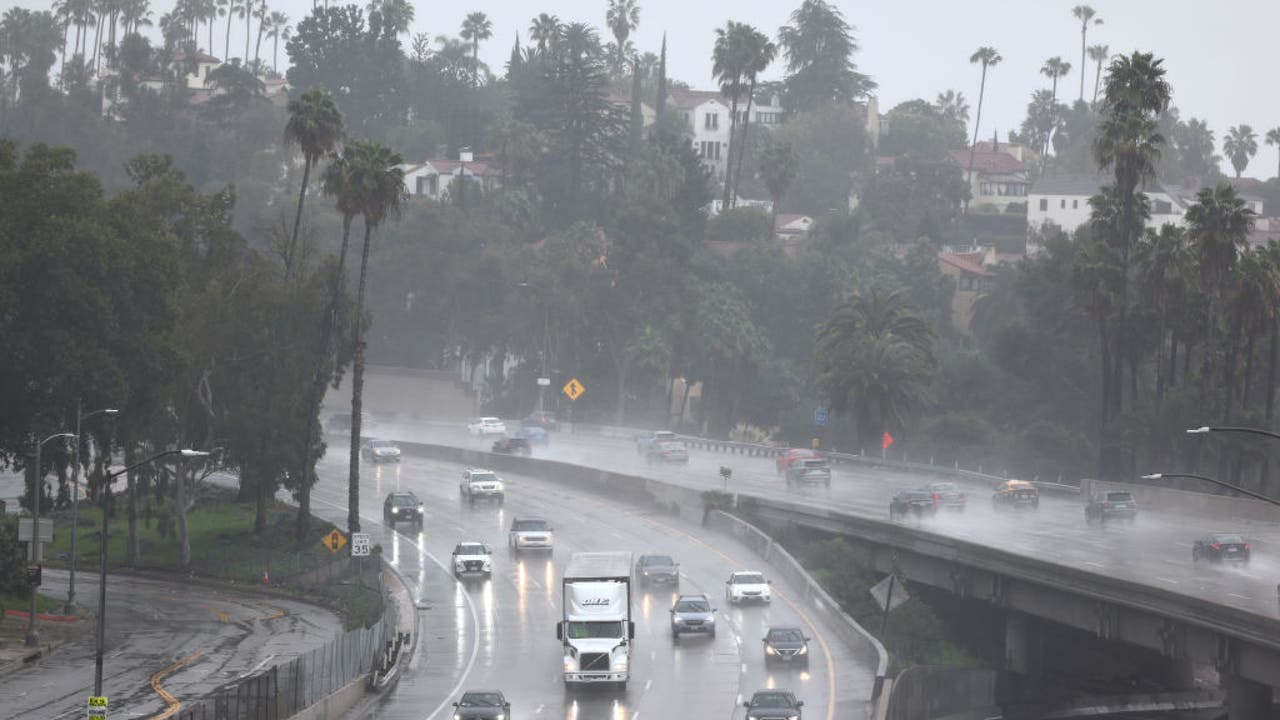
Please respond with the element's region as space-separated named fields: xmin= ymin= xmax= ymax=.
xmin=725 ymin=571 xmax=772 ymax=604
xmin=508 ymin=517 xmax=553 ymax=554
xmin=467 ymin=417 xmax=507 ymax=436
xmin=460 ymin=468 xmax=505 ymax=506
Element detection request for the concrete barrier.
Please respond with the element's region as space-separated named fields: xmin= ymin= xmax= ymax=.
xmin=288 ymin=674 xmax=368 ymax=720
xmin=884 ymin=666 xmax=998 ymax=720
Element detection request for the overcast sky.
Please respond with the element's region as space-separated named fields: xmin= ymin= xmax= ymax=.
xmin=21 ymin=0 xmax=1280 ymax=178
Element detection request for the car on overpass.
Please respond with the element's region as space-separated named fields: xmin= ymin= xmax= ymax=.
xmin=889 ymin=490 xmax=936 ymax=520
xmin=785 ymin=457 xmax=831 ymax=487
xmin=742 ymin=689 xmax=804 ymax=720
xmin=992 ymin=480 xmax=1039 ymax=511
xmin=1192 ymin=532 xmax=1251 ymax=565
xmin=451 ymin=690 xmax=510 ymax=720
xmin=645 ymin=439 xmax=689 ymax=464
xmin=382 ymin=491 xmax=423 ymax=529
xmin=775 ymin=448 xmax=818 ymax=475
xmin=923 ymin=482 xmax=966 ymax=511
xmin=490 ymin=436 xmax=531 ymax=455
xmin=1085 ymin=490 xmax=1138 ymax=524
xmin=467 ymin=417 xmax=507 ymax=436
xmin=524 ymin=410 xmax=558 ymax=431
xmin=521 ymin=425 xmax=550 ymax=446
xmin=636 ymin=430 xmax=678 ymax=455
xmin=762 ymin=626 xmax=810 ymax=667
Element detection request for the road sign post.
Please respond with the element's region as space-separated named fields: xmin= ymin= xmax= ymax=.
xmin=351 ymin=532 xmax=372 ymax=557
xmin=562 ymin=377 xmax=585 ymax=402
xmin=813 ymin=407 xmax=829 ymax=427
xmin=320 ymin=529 xmax=348 ymax=554
xmin=87 ymin=695 xmax=107 ymax=720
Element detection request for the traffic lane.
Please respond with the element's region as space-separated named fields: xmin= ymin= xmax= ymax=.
xmin=319 ymin=449 xmax=848 ymax=720
xmin=0 ymin=571 xmax=340 ymax=720
xmin=306 ymin=458 xmax=475 ymax=720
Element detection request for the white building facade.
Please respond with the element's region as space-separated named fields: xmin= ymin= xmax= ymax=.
xmin=668 ymin=89 xmax=785 ymax=182
xmin=1027 ymin=173 xmax=1265 ymax=235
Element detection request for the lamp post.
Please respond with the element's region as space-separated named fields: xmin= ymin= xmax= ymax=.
xmin=93 ymin=449 xmax=210 ymax=697
xmin=67 ymin=404 xmax=118 ymax=614
xmin=458 ymin=146 xmax=472 ymax=211
xmin=517 ymin=281 xmax=553 ymax=413
xmin=27 ymin=431 xmax=76 ymax=646
xmin=1140 ymin=472 xmax=1280 ymax=509
xmin=1186 ymin=425 xmax=1280 ymax=443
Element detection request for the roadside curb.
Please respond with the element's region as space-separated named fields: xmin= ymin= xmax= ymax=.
xmin=383 ymin=558 xmax=420 ymax=661
xmin=0 ymin=638 xmax=65 ymax=678
xmin=3 ymin=610 xmax=83 ymax=623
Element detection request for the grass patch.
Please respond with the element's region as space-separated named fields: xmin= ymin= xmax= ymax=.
xmin=0 ymin=590 xmax=62 ymax=615
xmin=41 ymin=487 xmax=382 ymax=628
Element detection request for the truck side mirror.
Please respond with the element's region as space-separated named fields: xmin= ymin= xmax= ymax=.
xmin=556 ymin=622 xmax=563 ymax=640
xmin=628 ymin=621 xmax=636 ymax=639
xmin=742 ymin=701 xmax=751 ymax=709
xmin=797 ymin=701 xmax=805 ymax=707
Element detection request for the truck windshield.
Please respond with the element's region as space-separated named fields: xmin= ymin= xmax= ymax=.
xmin=566 ymin=621 xmax=623 ymax=639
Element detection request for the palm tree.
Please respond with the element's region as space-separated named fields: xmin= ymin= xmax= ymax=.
xmin=266 ymin=10 xmax=286 ymax=72
xmin=1039 ymin=56 xmax=1072 ymax=157
xmin=217 ymin=0 xmax=241 ymax=61
xmin=1223 ymin=124 xmax=1258 ymax=179
xmin=1229 ymin=248 xmax=1280 ymax=416
xmin=334 ymin=140 xmax=405 ymax=534
xmin=367 ymin=0 xmax=412 ymax=37
xmin=815 ymin=287 xmax=936 ymax=450
xmin=605 ymin=0 xmax=639 ymax=77
xmin=966 ymin=46 xmax=1001 ymax=212
xmin=284 ymin=89 xmax=344 ymax=275
xmin=459 ymin=11 xmax=491 ymax=87
xmin=730 ymin=25 xmax=776 ymax=205
xmin=1071 ymin=5 xmax=1101 ymax=102
xmin=1087 ymin=44 xmax=1109 ymax=105
xmin=251 ymin=0 xmax=267 ymax=71
xmin=528 ymin=13 xmax=559 ymax=52
xmin=760 ymin=141 xmax=797 ymax=231
xmin=712 ymin=21 xmax=752 ymax=211
xmin=1265 ymin=127 xmax=1280 ymax=180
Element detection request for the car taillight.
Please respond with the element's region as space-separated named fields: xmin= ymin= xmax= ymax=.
xmin=1245 ymin=544 xmax=1251 ymax=551
xmin=1211 ymin=543 xmax=1221 ymax=551
xmin=933 ymin=494 xmax=940 ymax=500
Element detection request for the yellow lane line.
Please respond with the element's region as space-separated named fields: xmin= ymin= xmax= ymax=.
xmin=199 ymin=604 xmax=230 ymax=624
xmin=635 ymin=514 xmax=838 ymax=720
xmin=147 ymin=650 xmax=204 ymax=720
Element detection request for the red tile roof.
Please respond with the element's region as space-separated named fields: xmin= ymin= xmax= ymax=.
xmin=668 ymin=88 xmax=728 ymax=109
xmin=948 ymin=150 xmax=1026 ymax=175
xmin=939 ymin=252 xmax=995 ymax=277
xmin=973 ymin=140 xmax=1040 ymax=160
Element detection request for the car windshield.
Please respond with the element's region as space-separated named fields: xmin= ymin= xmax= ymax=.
xmin=751 ymin=693 xmax=793 ymax=708
xmin=654 ymin=432 xmax=676 ymax=440
xmin=371 ymin=440 xmax=395 ymax=448
xmin=733 ymin=573 xmax=765 ymax=584
xmin=658 ymin=441 xmax=683 ymax=450
xmin=567 ymin=621 xmax=623 ymax=639
xmin=767 ymin=628 xmax=805 ymax=642
xmin=674 ymin=598 xmax=710 ymax=613
xmin=459 ymin=693 xmax=503 ymax=707
xmin=1214 ymin=534 xmax=1245 ymax=544
xmin=456 ymin=544 xmax=487 ymax=555
xmin=514 ymin=520 xmax=548 ymax=532
xmin=1107 ymin=492 xmax=1133 ymax=502
xmin=929 ymin=483 xmax=957 ymax=492
xmin=470 ymin=473 xmax=498 ymax=483
xmin=390 ymin=495 xmax=418 ymax=506
xmin=642 ymin=555 xmax=674 ymax=568
xmin=482 ymin=417 xmax=501 ymax=424
xmin=902 ymin=492 xmax=930 ymax=501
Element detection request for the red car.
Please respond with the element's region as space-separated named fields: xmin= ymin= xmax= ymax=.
xmin=775 ymin=448 xmax=818 ymax=475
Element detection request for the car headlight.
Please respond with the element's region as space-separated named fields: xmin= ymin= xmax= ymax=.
xmin=495 ymin=715 xmax=505 ymax=720
xmin=391 ymin=508 xmax=398 ymax=513
xmin=798 ymin=645 xmax=808 ymax=654
xmin=495 ymin=482 xmax=505 ymax=491
xmin=482 ymin=562 xmax=491 ymax=571
xmin=454 ymin=714 xmax=462 ymax=720
xmin=765 ymin=645 xmax=777 ymax=655
xmin=787 ymin=715 xmax=799 ymax=720
xmin=673 ymin=616 xmax=686 ymax=624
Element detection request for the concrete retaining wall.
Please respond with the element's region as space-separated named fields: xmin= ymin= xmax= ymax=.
xmin=288 ymin=675 xmax=368 ymax=720
xmin=1082 ymin=478 xmax=1280 ymax=524
xmin=885 ymin=666 xmax=998 ymax=720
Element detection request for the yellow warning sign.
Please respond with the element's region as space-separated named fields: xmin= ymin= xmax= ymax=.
xmin=320 ymin=529 xmax=348 ymax=553
xmin=562 ymin=377 xmax=585 ymax=401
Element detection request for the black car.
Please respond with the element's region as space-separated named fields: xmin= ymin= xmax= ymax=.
xmin=524 ymin=410 xmax=559 ymax=431
xmin=786 ymin=458 xmax=832 ymax=487
xmin=382 ymin=492 xmax=423 ymax=528
xmin=1085 ymin=491 xmax=1138 ymax=523
xmin=491 ymin=436 xmax=531 ymax=455
xmin=1192 ymin=533 xmax=1251 ymax=565
xmin=992 ymin=480 xmax=1040 ymax=511
xmin=923 ymin=482 xmax=966 ymax=511
xmin=889 ymin=490 xmax=936 ymax=520
xmin=452 ymin=690 xmax=510 ymax=720
xmin=763 ymin=626 xmax=810 ymax=667
xmin=743 ymin=690 xmax=804 ymax=720
xmin=636 ymin=554 xmax=679 ymax=587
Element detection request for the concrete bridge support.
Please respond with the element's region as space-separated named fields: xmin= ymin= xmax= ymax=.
xmin=1224 ymin=673 xmax=1273 ymax=720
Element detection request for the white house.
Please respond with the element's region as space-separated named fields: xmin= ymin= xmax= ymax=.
xmin=399 ymin=159 xmax=502 ymax=202
xmin=949 ymin=147 xmax=1029 ymax=213
xmin=668 ymin=88 xmax=785 ymax=182
xmin=1027 ymin=173 xmax=1265 ymax=236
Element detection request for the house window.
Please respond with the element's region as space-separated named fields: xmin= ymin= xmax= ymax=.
xmin=427 ymin=175 xmax=439 ymax=195
xmin=704 ymin=113 xmax=719 ymax=130
xmin=1060 ymin=199 xmax=1066 ymax=209
xmin=1072 ymin=199 xmax=1078 ymax=209
xmin=415 ymin=176 xmax=427 ymax=195
xmin=736 ymin=110 xmax=749 ymax=124
xmin=1039 ymin=198 xmax=1048 ymax=211
xmin=682 ymin=112 xmax=691 ymax=128
xmin=698 ymin=141 xmax=722 ymax=160
xmin=1153 ymin=200 xmax=1172 ymax=214
xmin=980 ymin=182 xmax=993 ymax=196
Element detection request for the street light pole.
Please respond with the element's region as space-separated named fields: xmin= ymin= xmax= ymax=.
xmin=1140 ymin=472 xmax=1280 ymax=509
xmin=1187 ymin=425 xmax=1280 ymax=443
xmin=27 ymin=432 xmax=75 ymax=646
xmin=68 ymin=404 xmax=118 ymax=614
xmin=93 ymin=448 xmax=210 ymax=696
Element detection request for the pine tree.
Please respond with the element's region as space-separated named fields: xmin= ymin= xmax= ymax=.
xmin=654 ymin=33 xmax=667 ymax=118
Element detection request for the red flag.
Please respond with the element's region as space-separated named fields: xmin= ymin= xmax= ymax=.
xmin=881 ymin=432 xmax=895 ymax=450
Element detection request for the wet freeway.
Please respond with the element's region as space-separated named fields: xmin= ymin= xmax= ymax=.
xmin=362 ymin=419 xmax=1280 ymax=624
xmin=309 ymin=443 xmax=870 ymax=720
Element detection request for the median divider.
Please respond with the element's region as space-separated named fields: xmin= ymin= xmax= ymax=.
xmin=395 ymin=438 xmax=891 ymax=706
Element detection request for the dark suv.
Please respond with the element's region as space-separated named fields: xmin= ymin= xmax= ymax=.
xmin=1085 ymin=490 xmax=1138 ymax=523
xmin=1192 ymin=532 xmax=1251 ymax=565
xmin=743 ymin=690 xmax=804 ymax=720
xmin=635 ymin=554 xmax=679 ymax=588
xmin=383 ymin=492 xmax=423 ymax=529
xmin=889 ymin=490 xmax=936 ymax=520
xmin=491 ymin=436 xmax=531 ymax=455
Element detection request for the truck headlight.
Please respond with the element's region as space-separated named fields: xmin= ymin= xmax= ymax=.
xmin=563 ymin=656 xmax=577 ymax=672
xmin=612 ymin=656 xmax=628 ymax=671
xmin=787 ymin=715 xmax=799 ymax=720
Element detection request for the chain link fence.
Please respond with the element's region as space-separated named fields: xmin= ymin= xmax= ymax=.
xmin=174 ymin=594 xmax=396 ymax=720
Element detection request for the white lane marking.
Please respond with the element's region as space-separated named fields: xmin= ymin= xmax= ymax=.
xmin=312 ymin=494 xmax=481 ymax=720
xmin=650 ymin=650 xmax=656 ymax=661
xmin=1155 ymin=576 xmax=1180 ymax=585
xmin=1082 ymin=561 xmax=1105 ymax=568
xmin=535 ymin=703 xmax=545 ymax=714
xmin=1228 ymin=593 xmax=1252 ymax=600
xmin=742 ymin=663 xmax=747 ymax=673
xmin=237 ymin=654 xmax=276 ymax=680
xmin=645 ymin=679 xmax=653 ymax=691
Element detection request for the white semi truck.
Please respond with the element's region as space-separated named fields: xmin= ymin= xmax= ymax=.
xmin=557 ymin=551 xmax=635 ymax=688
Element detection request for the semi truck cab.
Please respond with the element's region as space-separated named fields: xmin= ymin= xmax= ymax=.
xmin=557 ymin=552 xmax=635 ymax=687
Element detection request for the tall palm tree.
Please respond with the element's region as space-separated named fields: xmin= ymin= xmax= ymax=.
xmin=1229 ymin=248 xmax=1280 ymax=416
xmin=528 ymin=13 xmax=559 ymax=52
xmin=334 ymin=140 xmax=405 ymax=534
xmin=459 ymin=11 xmax=491 ymax=87
xmin=966 ymin=46 xmax=1001 ymax=212
xmin=760 ymin=141 xmax=797 ymax=231
xmin=1087 ymin=44 xmax=1109 ymax=105
xmin=243 ymin=0 xmax=252 ymax=64
xmin=605 ymin=0 xmax=639 ymax=77
xmin=284 ymin=88 xmax=344 ymax=274
xmin=1223 ymin=124 xmax=1258 ymax=179
xmin=367 ymin=0 xmax=413 ymax=37
xmin=251 ymin=0 xmax=267 ymax=71
xmin=1266 ymin=127 xmax=1280 ymax=180
xmin=266 ymin=10 xmax=286 ymax=72
xmin=730 ymin=25 xmax=775 ymax=206
xmin=217 ymin=0 xmax=241 ymax=61
xmin=1071 ymin=5 xmax=1101 ymax=102
xmin=1039 ymin=56 xmax=1071 ymax=158
xmin=712 ymin=21 xmax=751 ymax=211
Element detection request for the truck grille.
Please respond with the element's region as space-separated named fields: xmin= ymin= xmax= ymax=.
xmin=464 ymin=561 xmax=483 ymax=571
xmin=580 ymin=652 xmax=610 ymax=671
